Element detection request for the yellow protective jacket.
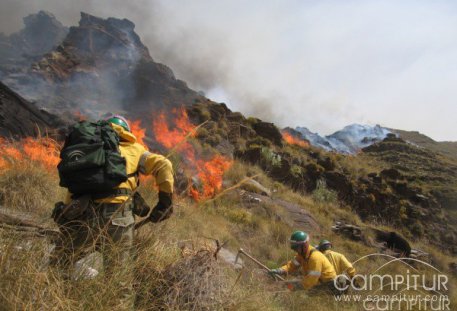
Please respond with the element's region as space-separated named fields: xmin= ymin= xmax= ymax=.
xmin=322 ymin=249 xmax=356 ymax=278
xmin=65 ymin=123 xmax=174 ymax=204
xmin=279 ymin=246 xmax=336 ymax=290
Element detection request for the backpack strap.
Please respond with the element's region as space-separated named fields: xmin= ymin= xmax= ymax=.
xmin=90 ymin=188 xmax=133 ymax=200
xmin=127 ymin=171 xmax=139 ymax=178
xmin=127 ymin=170 xmax=140 ymax=187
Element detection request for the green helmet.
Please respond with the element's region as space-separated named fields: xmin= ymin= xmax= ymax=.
xmin=318 ymin=239 xmax=332 ymax=251
xmin=107 ymin=115 xmax=130 ymax=132
xmin=290 ymin=231 xmax=309 ymax=251
xmin=319 ymin=239 xmax=331 ymax=246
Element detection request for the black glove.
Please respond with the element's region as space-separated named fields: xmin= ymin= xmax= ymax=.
xmin=132 ymin=192 xmax=151 ymax=217
xmin=268 ymin=268 xmax=285 ymax=277
xmin=149 ymin=192 xmax=173 ymax=223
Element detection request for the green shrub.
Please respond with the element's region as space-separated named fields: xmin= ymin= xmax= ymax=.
xmin=261 ymin=147 xmax=281 ymax=167
xmin=290 ymin=164 xmax=304 ymax=178
xmin=409 ymin=221 xmax=424 ymax=238
xmin=312 ymin=179 xmax=338 ymax=204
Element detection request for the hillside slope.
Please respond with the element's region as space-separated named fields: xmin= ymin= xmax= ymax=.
xmin=392 ymin=128 xmax=457 ymax=160
xmin=186 ymin=102 xmax=457 ymax=253
xmin=0 ymin=11 xmax=456 ymax=311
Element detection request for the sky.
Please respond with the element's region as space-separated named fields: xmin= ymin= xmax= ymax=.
xmin=1 ymin=0 xmax=457 ymax=141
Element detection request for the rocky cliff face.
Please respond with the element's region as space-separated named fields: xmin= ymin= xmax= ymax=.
xmin=0 ymin=81 xmax=65 ymax=138
xmin=2 ymin=12 xmax=204 ymax=122
xmin=0 ymin=11 xmax=68 ymax=79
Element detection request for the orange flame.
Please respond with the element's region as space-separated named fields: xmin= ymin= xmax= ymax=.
xmin=152 ymin=108 xmax=196 ymax=161
xmin=74 ymin=110 xmax=87 ymax=121
xmin=152 ymin=107 xmax=233 ymax=201
xmin=0 ymin=137 xmax=60 ymax=172
xmin=282 ymin=131 xmax=309 ymax=148
xmin=191 ymin=155 xmax=233 ymax=201
xmin=152 ymin=108 xmax=196 ymax=148
xmin=129 ymin=119 xmax=147 ymax=147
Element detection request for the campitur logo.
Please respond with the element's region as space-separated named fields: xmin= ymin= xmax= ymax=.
xmin=332 ymin=253 xmax=451 ymax=311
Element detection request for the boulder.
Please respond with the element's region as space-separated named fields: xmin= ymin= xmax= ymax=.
xmin=251 ymin=120 xmax=283 ymax=146
xmin=236 ymin=146 xmax=262 ymax=165
xmin=410 ymin=193 xmax=431 ymax=207
xmin=380 ymin=168 xmax=403 ymax=180
xmin=317 ymin=156 xmax=336 ymax=171
xmin=323 ymin=171 xmax=353 ymax=200
xmin=332 ymin=222 xmax=363 ymax=240
xmin=372 ymin=229 xmax=412 ymax=257
xmin=389 ymin=181 xmax=409 ymax=196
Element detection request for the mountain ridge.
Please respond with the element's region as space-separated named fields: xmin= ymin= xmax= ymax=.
xmin=0 ymin=11 xmax=456 ymax=253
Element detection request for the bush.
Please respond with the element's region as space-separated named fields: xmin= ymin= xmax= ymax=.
xmin=409 ymin=221 xmax=425 ymax=238
xmin=312 ymin=179 xmax=338 ymax=204
xmin=261 ymin=147 xmax=281 ymax=168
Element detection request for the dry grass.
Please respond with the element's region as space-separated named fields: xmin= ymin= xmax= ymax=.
xmin=0 ymin=163 xmax=64 ymax=216
xmin=336 ymin=153 xmax=387 ymax=180
xmin=0 ymin=158 xmax=455 ymax=310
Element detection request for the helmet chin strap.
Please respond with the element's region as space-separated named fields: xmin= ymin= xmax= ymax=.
xmin=300 ymin=242 xmax=309 ymax=257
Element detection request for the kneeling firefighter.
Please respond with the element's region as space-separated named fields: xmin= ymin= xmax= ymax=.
xmin=317 ymin=239 xmax=356 ymax=278
xmin=269 ymin=231 xmax=339 ymax=294
xmin=51 ymin=115 xmax=174 ymax=309
xmin=318 ymin=239 xmax=356 ymax=292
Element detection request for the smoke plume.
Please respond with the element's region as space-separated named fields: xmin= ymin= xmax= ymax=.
xmin=1 ymin=0 xmax=457 ymax=141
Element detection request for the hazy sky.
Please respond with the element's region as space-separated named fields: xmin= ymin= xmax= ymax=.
xmin=1 ymin=0 xmax=456 ymax=141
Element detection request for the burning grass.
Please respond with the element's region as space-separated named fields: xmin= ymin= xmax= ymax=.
xmin=0 ymin=136 xmax=61 ymax=172
xmin=151 ymin=107 xmax=233 ymax=201
xmin=0 ymin=121 xmax=456 ymax=310
xmin=281 ymin=131 xmax=310 ymax=149
xmin=129 ymin=119 xmax=147 ymax=147
xmin=0 ymin=155 xmax=456 ymax=310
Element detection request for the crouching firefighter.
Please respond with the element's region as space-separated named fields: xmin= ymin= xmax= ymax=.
xmin=269 ymin=231 xmax=340 ymax=295
xmin=317 ymin=239 xmax=356 ymax=292
xmin=50 ymin=115 xmax=174 ymax=309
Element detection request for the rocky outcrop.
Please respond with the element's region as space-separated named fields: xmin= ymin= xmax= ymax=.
xmin=2 ymin=12 xmax=204 ymax=124
xmin=323 ymin=171 xmax=353 ymax=201
xmin=372 ymin=229 xmax=412 ymax=257
xmin=0 ymin=11 xmax=68 ymax=79
xmin=189 ymin=100 xmax=456 ymax=253
xmin=241 ymin=191 xmax=321 ymax=233
xmin=251 ymin=119 xmax=283 ymax=147
xmin=0 ymin=81 xmax=65 ymax=138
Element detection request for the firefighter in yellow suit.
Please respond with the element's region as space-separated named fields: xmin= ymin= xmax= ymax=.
xmin=269 ymin=231 xmax=337 ymax=293
xmin=318 ymin=239 xmax=356 ymax=278
xmin=52 ymin=115 xmax=174 ymax=310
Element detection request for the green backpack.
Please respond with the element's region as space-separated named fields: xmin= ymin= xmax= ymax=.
xmin=58 ymin=120 xmax=128 ymax=196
